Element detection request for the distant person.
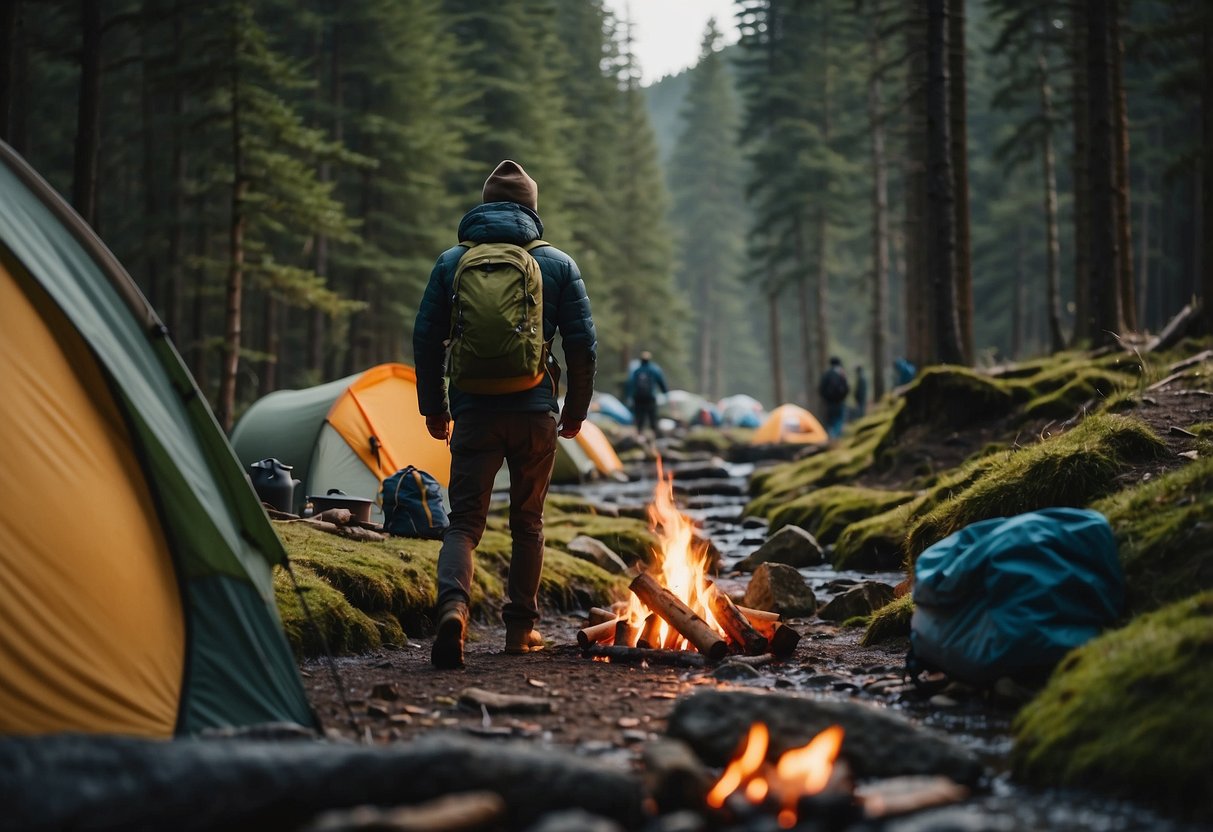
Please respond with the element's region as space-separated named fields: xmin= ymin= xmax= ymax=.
xmin=852 ymin=365 xmax=868 ymax=420
xmin=894 ymin=357 xmax=917 ymax=387
xmin=818 ymin=356 xmax=850 ymax=439
xmin=413 ymin=160 xmax=597 ymax=669
xmin=626 ymin=351 xmax=668 ymax=438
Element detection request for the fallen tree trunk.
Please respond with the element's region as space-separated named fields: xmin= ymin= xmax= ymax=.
xmin=0 ymin=734 xmax=645 ymax=831
xmin=629 ymin=572 xmax=728 ymax=662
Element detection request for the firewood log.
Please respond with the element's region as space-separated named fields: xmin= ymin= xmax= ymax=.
xmin=614 ymin=618 xmax=639 ymax=649
xmin=576 ymin=618 xmax=618 ymax=650
xmin=629 ymin=573 xmax=728 ymax=662
xmin=313 ymin=508 xmax=354 ymax=526
xmin=637 ymin=613 xmax=662 ymax=649
xmin=587 ymin=607 xmax=617 ymax=626
xmin=768 ymin=623 xmax=802 ymax=658
xmin=708 ymin=586 xmax=768 ymax=656
xmin=584 ymin=645 xmax=707 ymax=668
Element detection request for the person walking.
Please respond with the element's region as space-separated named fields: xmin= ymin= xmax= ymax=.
xmin=413 ymin=160 xmax=597 ymax=669
xmin=625 ymin=351 xmax=668 ymax=439
xmin=818 ymin=356 xmax=850 ymax=439
xmin=852 ymin=365 xmax=868 ymax=420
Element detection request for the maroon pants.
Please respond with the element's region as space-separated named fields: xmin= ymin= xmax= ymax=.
xmin=436 ymin=410 xmax=558 ymax=625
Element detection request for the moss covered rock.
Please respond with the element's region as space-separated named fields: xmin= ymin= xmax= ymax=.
xmin=543 ymin=514 xmax=658 ymax=565
xmin=831 ymin=500 xmax=921 ymax=571
xmin=746 ymin=406 xmax=898 ymax=519
xmin=861 ymin=594 xmax=914 ymax=646
xmin=1012 ymin=591 xmax=1213 ymax=821
xmin=274 ymin=564 xmax=381 ymax=658
xmin=906 ymin=414 xmax=1165 ymax=558
xmin=768 ymin=485 xmax=916 ymax=544
xmin=891 ymin=367 xmax=1014 ymax=436
xmin=1019 ymin=369 xmax=1129 ymax=421
xmin=1093 ymin=457 xmax=1213 ymax=613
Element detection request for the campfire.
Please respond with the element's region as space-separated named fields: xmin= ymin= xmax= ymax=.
xmin=706 ymin=722 xmax=855 ymax=829
xmin=576 ymin=460 xmax=801 ymax=665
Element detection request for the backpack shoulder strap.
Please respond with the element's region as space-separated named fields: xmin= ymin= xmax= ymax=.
xmin=524 ymin=239 xmax=549 ymax=252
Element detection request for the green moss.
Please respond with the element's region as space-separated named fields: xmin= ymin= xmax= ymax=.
xmin=274 ymin=565 xmax=381 ymax=658
xmin=1019 ymin=370 xmax=1128 ymax=421
xmin=1012 ymin=592 xmax=1213 ymax=820
xmin=832 ymin=497 xmax=925 ymax=571
xmin=747 ymin=406 xmax=898 ymax=519
xmin=1189 ymin=422 xmax=1213 ymax=438
xmin=543 ymin=514 xmax=659 ymax=565
xmin=769 ymin=485 xmax=915 ymax=544
xmin=861 ymin=594 xmax=914 ymax=646
xmin=370 ymin=612 xmax=407 ymax=646
xmin=539 ymin=547 xmax=630 ymax=610
xmin=906 ymin=414 xmax=1165 ymax=559
xmin=1092 ymin=457 xmax=1213 ymax=612
xmin=891 ymin=367 xmax=1014 ymax=435
xmin=545 ymin=493 xmax=617 ymax=516
xmin=683 ymin=427 xmax=750 ymax=454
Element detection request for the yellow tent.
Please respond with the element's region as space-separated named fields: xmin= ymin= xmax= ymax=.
xmin=574 ymin=419 xmax=625 ymax=480
xmin=751 ymin=404 xmax=829 ymax=445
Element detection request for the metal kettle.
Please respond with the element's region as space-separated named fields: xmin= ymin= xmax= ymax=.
xmin=248 ymin=458 xmax=302 ymax=514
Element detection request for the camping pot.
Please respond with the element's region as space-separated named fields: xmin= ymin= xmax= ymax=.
xmin=248 ymin=458 xmax=301 ymax=514
xmin=308 ymin=489 xmax=374 ymax=523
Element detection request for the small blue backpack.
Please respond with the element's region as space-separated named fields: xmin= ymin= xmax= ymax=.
xmin=381 ymin=467 xmax=448 ymax=539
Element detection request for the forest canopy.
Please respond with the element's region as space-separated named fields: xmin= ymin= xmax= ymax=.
xmin=3 ymin=0 xmax=1210 ymax=425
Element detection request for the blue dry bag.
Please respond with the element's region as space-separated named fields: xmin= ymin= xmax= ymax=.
xmin=909 ymin=508 xmax=1124 ymax=685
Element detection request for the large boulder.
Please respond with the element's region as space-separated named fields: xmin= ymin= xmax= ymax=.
xmin=736 ymin=526 xmax=825 ymax=571
xmin=742 ymin=563 xmax=817 ymax=617
xmin=667 ymin=689 xmax=983 ymax=786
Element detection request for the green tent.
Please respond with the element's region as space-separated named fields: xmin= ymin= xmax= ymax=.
xmin=0 ymin=141 xmax=314 ymax=737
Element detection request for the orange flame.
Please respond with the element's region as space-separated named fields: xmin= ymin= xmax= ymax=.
xmin=626 ymin=457 xmax=722 ymax=648
xmin=707 ymin=722 xmax=845 ymax=826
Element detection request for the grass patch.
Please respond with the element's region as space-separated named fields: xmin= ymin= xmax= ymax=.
xmin=906 ymin=414 xmax=1165 ymax=560
xmin=1092 ymin=457 xmax=1213 ymax=613
xmin=1012 ymin=591 xmax=1213 ymax=821
xmin=769 ymin=485 xmax=916 ymax=545
xmin=861 ymin=594 xmax=914 ymax=646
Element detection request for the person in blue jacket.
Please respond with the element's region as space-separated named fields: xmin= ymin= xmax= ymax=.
xmin=625 ymin=351 xmax=668 ymax=438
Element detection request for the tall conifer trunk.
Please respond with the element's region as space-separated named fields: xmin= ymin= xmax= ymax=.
xmin=815 ymin=7 xmax=832 ymax=381
xmin=769 ymin=290 xmax=785 ymax=406
xmin=948 ymin=0 xmax=972 ymax=362
xmin=904 ymin=1 xmax=930 ymax=367
xmin=166 ymin=0 xmax=185 ymax=340
xmin=1086 ymin=0 xmax=1123 ymax=345
xmin=1039 ymin=48 xmax=1066 ymax=352
xmin=795 ymin=216 xmax=815 ymax=406
xmin=1071 ymin=3 xmax=1091 ymax=343
xmin=139 ymin=1 xmax=161 ymax=313
xmin=867 ymin=6 xmax=890 ymax=400
xmin=218 ymin=20 xmax=246 ymax=432
xmin=73 ymin=0 xmax=102 ymax=227
xmin=1200 ymin=6 xmax=1213 ymax=332
xmin=0 ymin=0 xmax=17 ymax=143
xmin=1111 ymin=2 xmax=1135 ymax=330
xmin=926 ymin=0 xmax=965 ymax=365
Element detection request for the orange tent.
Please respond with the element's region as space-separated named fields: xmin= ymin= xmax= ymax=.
xmin=751 ymin=404 xmax=828 ymax=445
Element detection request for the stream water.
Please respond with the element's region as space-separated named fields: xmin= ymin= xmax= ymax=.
xmin=554 ymin=456 xmax=1209 ymax=832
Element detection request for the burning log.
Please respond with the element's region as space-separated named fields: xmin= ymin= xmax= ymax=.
xmin=585 ymin=645 xmax=707 ymax=668
xmin=629 ymin=573 xmax=728 ymax=662
xmin=576 ymin=618 xmax=618 ymax=650
xmin=708 ymin=587 xmax=768 ymax=656
xmin=768 ymin=623 xmax=802 ymax=658
xmin=614 ymin=618 xmax=640 ymax=649
xmin=637 ymin=614 xmax=662 ymax=649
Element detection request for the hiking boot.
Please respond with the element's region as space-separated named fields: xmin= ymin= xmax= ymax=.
xmin=431 ymin=601 xmax=467 ymax=669
xmin=505 ymin=622 xmax=545 ymax=655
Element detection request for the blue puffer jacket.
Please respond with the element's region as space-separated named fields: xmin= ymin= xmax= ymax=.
xmin=413 ymin=202 xmax=597 ymax=421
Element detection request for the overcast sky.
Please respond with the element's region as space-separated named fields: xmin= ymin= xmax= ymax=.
xmin=601 ymin=0 xmax=741 ymax=86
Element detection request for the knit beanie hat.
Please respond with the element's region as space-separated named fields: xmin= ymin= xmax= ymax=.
xmin=482 ymin=160 xmax=538 ymax=211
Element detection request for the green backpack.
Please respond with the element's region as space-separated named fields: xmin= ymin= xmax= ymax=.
xmin=447 ymin=239 xmax=549 ymax=394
